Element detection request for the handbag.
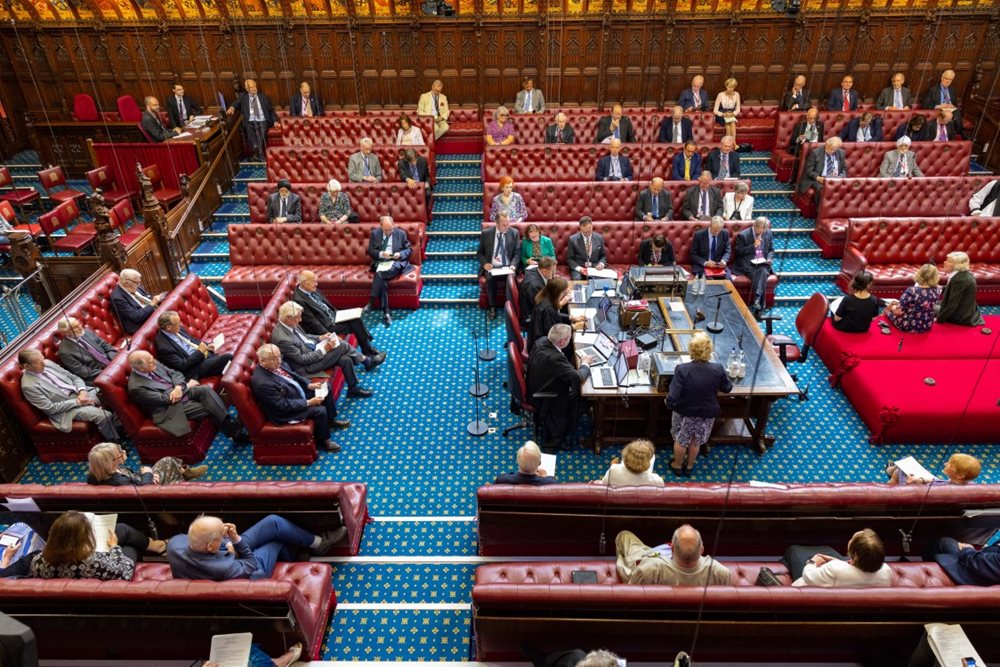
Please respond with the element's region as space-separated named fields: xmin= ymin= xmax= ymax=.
xmin=755 ymin=566 xmax=783 ymax=587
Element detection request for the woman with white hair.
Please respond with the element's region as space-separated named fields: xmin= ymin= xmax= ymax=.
xmin=722 ymin=182 xmax=754 ymax=221
xmin=937 ymin=251 xmax=985 ymax=326
xmin=485 ymin=105 xmax=516 ymax=146
xmin=318 ymin=179 xmax=356 ymax=224
xmin=87 ymin=441 xmax=207 ymax=486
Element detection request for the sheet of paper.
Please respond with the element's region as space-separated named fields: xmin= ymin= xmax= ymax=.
xmin=84 ymin=512 xmax=118 ymax=552
xmin=2 ymin=496 xmax=40 ymax=512
xmin=749 ymin=480 xmax=789 ymax=489
xmin=489 ymin=266 xmax=514 ymax=277
xmin=540 ymin=453 xmax=557 ymax=478
xmin=376 ymin=260 xmax=394 ymax=273
xmin=894 ymin=456 xmax=937 ymax=482
xmin=575 ymin=333 xmax=598 ymax=345
xmin=925 ymin=623 xmax=984 ymax=667
xmin=335 ymin=307 xmax=363 ymax=323
xmin=750 ymin=258 xmax=770 ymax=265
xmin=588 ymin=268 xmax=618 ymax=279
xmin=194 ymin=115 xmax=214 ymax=121
xmin=173 ymin=131 xmax=193 ymax=138
xmin=315 ymin=382 xmax=329 ymax=399
xmin=212 ymin=333 xmax=225 ymax=349
xmin=209 ymin=632 xmax=254 ymax=667
xmin=669 ymin=301 xmax=686 ymax=312
xmin=828 ymin=296 xmax=844 ymax=314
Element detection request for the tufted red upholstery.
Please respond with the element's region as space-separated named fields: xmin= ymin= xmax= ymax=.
xmin=279 ymin=115 xmax=435 ymax=149
xmin=246 ymin=181 xmax=427 ymax=224
xmin=266 ymin=145 xmax=435 ymax=184
xmin=713 ymin=104 xmax=779 ymax=150
xmin=223 ymin=223 xmax=425 ymax=309
xmin=492 ymin=109 xmax=716 ymax=145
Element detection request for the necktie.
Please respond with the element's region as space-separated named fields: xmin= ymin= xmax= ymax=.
xmin=611 ymin=157 xmax=620 ymax=179
xmin=280 ymin=197 xmax=287 ymax=218
xmin=78 ymin=337 xmax=111 ymax=365
xmin=380 ymin=234 xmax=389 ymax=252
xmin=495 ymin=234 xmax=506 ymax=265
xmin=826 ymin=154 xmax=836 ymax=176
xmin=709 ymin=234 xmax=716 ymax=259
xmin=942 ymin=87 xmax=950 ymax=105
xmin=178 ymin=97 xmax=185 ymax=119
xmin=149 ymin=371 xmax=188 ymax=402
xmin=294 ymin=327 xmax=317 ymax=351
xmin=525 ymin=91 xmax=532 ymax=112
xmin=174 ymin=331 xmax=199 ymax=351
xmin=651 ymin=249 xmax=660 ymax=265
xmin=807 ymin=124 xmax=816 ymax=141
xmin=251 ymin=96 xmax=262 ymax=121
xmin=795 ymin=92 xmax=803 ymax=107
xmin=303 ymin=97 xmax=311 ymax=117
xmin=613 ymin=125 xmax=620 ymax=139
xmin=693 ymin=91 xmax=701 ymax=107
xmin=272 ymin=367 xmax=306 ymax=399
xmin=700 ymin=191 xmax=708 ymax=216
xmin=842 ymin=91 xmax=850 ymax=111
xmin=755 ymin=234 xmax=764 ymax=260
xmin=309 ymin=290 xmax=333 ymax=316
xmin=720 ymin=154 xmax=729 ymax=179
xmin=894 ymin=89 xmax=902 ymax=108
xmin=42 ymin=370 xmax=77 ymax=395
xmin=410 ymin=162 xmax=419 ymax=180
xmin=674 ymin=122 xmax=681 ymax=143
xmin=584 ymin=235 xmax=592 ymax=261
xmin=131 ymin=289 xmax=153 ymax=307
xmin=433 ymin=94 xmax=439 ymax=114
xmin=652 ymin=193 xmax=659 ymax=218
xmin=937 ymin=123 xmax=947 ymax=141
xmin=684 ymin=158 xmax=691 ymax=181
xmin=364 ymin=157 xmax=371 ymax=177
xmin=895 ymin=155 xmax=906 ymax=177
xmin=862 ymin=127 xmax=869 ymax=141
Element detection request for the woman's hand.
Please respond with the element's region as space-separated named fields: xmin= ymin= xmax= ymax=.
xmin=107 ymin=529 xmax=119 ymax=548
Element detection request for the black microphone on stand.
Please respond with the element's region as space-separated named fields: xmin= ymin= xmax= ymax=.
xmin=704 ymin=289 xmax=733 ymax=335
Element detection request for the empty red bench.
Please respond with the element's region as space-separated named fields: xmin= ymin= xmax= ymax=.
xmin=246 ymin=181 xmax=427 ymax=224
xmin=266 ymin=145 xmax=436 ymax=184
xmin=714 ymin=104 xmax=779 ymax=150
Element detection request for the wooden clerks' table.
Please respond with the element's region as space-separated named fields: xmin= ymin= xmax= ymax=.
xmin=577 ymin=280 xmax=798 ymax=454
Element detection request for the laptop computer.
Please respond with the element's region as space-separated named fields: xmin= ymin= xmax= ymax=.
xmin=591 ymin=350 xmax=630 ymax=389
xmin=585 ymin=295 xmax=613 ymax=332
xmin=570 ymin=280 xmax=595 ymax=305
xmin=577 ymin=330 xmax=618 ymax=365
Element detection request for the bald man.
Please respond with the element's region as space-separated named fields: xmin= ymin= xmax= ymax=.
xmin=292 ymin=270 xmax=384 ymax=360
xmin=417 ymin=80 xmax=450 ymax=139
xmin=635 ymin=177 xmax=672 ymax=220
xmin=616 ymin=524 xmax=731 ymax=585
xmin=494 ymin=441 xmax=559 ymax=485
xmin=140 ymin=96 xmax=180 ymax=143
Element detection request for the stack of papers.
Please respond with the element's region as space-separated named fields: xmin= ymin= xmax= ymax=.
xmin=84 ymin=513 xmax=118 ymax=552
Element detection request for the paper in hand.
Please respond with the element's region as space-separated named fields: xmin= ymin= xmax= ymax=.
xmin=315 ymin=382 xmax=329 ymax=399
xmin=894 ymin=456 xmax=936 ymax=482
xmin=212 ymin=333 xmax=225 ymax=349
xmin=335 ymin=308 xmax=363 ymax=323
xmin=84 ymin=512 xmax=118 ymax=552
xmin=209 ymin=633 xmax=253 ymax=667
xmin=490 ymin=266 xmax=514 ymax=277
xmin=540 ymin=453 xmax=557 ymax=478
xmin=376 ymin=260 xmax=394 ymax=273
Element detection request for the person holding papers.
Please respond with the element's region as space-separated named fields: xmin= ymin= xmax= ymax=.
xmin=366 ymin=216 xmax=414 ymax=327
xmin=786 ymin=529 xmax=892 ymax=588
xmin=733 ymin=216 xmax=774 ymax=319
xmin=110 ymin=268 xmax=167 ymax=335
xmin=520 ymin=224 xmax=556 ymax=267
xmin=566 ymin=217 xmax=607 ymax=280
xmin=252 ymin=344 xmax=349 ymax=453
xmin=887 ymin=452 xmax=981 ymax=486
xmin=594 ymin=439 xmax=664 ymax=487
xmin=527 ymin=277 xmax=585 ymax=353
xmin=293 ymin=270 xmax=384 ymax=362
xmin=154 ymin=310 xmax=233 ymax=381
xmin=478 ymin=212 xmax=522 ymax=319
xmin=831 ymin=272 xmax=884 ymax=333
xmin=494 ymin=441 xmax=559 ymax=485
xmin=203 ymin=643 xmax=303 ymax=667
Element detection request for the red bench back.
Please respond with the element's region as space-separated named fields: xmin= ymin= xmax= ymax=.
xmin=246 ymin=182 xmax=427 ymax=224
xmin=796 ymin=140 xmax=972 ymax=185
xmin=774 ymin=110 xmax=942 ymax=150
xmin=846 ymin=216 xmax=1000 ymax=265
xmin=279 ymin=115 xmax=435 ymax=148
xmin=819 ymin=175 xmax=997 ymax=220
xmin=492 ymin=110 xmax=716 ymax=145
xmin=266 ymin=145 xmax=435 ymax=183
xmin=227 ymin=222 xmax=424 ymax=267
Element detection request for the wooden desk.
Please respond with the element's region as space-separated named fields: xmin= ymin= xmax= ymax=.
xmin=579 ymin=280 xmax=797 ymax=453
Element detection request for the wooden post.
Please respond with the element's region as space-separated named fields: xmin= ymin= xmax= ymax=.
xmin=137 ymin=162 xmax=181 ymax=285
xmin=9 ymin=232 xmax=50 ymax=310
xmin=89 ymin=189 xmax=128 ymax=271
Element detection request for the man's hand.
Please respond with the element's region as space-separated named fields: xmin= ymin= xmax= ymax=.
xmin=644 ymin=213 xmax=653 ymax=221
xmin=168 ymin=386 xmax=183 ymax=403
xmin=275 ymin=216 xmax=287 ymax=224
xmin=307 ymin=396 xmax=324 ymax=406
xmin=405 ymin=178 xmax=418 ymax=190
xmin=596 ymin=262 xmax=605 ymax=270
xmin=958 ymin=542 xmax=975 ymax=551
xmin=197 ymin=342 xmax=210 ymax=354
xmin=76 ymin=390 xmax=93 ymax=406
xmin=536 ymin=468 xmax=548 ymax=477
xmin=363 ymin=176 xmax=377 ymax=183
xmin=140 ymin=465 xmax=153 ymax=474
xmin=223 ymin=522 xmax=241 ymax=543
xmin=572 ymin=321 xmax=585 ymax=331
xmin=570 ymin=314 xmax=586 ymax=324
xmin=810 ymin=553 xmax=834 ymax=566
xmin=754 ymin=238 xmax=762 ymax=248
xmin=308 ymin=381 xmax=323 ymax=390
xmin=580 ymin=354 xmax=596 ymax=366
xmin=706 ymin=260 xmax=717 ymax=268
xmin=483 ymin=263 xmax=493 ymax=272
xmin=226 ymin=107 xmax=235 ymax=116
xmin=186 ymin=379 xmax=199 ymax=389
xmin=380 ymin=251 xmax=392 ymax=259
xmin=392 ymin=252 xmax=401 ymax=260
xmin=816 ymin=176 xmax=825 ymax=184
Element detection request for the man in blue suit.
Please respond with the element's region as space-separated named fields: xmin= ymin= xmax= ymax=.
xmin=826 ymin=75 xmax=859 ymax=111
xmin=733 ymin=216 xmax=774 ymax=318
xmin=689 ymin=216 xmax=731 ymax=278
xmin=704 ymin=136 xmax=741 ymax=179
xmin=154 ymin=310 xmax=232 ymax=381
xmin=671 ymin=141 xmax=702 ymax=181
xmin=595 ymin=139 xmax=634 ymax=181
xmin=678 ymin=75 xmax=711 ymax=112
xmin=109 ymin=268 xmax=166 ymax=335
xmin=366 ymin=216 xmax=414 ymax=327
xmin=838 ymin=112 xmax=883 ymax=142
xmin=924 ymin=534 xmax=1000 ymax=586
xmin=657 ymin=106 xmax=694 ymax=143
xmin=251 ymin=343 xmax=349 ymax=453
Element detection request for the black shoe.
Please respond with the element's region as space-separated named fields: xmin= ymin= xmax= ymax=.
xmin=368 ymin=353 xmax=386 ymax=369
xmin=682 ymin=467 xmax=693 ymax=477
xmin=330 ymin=419 xmax=351 ymax=430
xmin=321 ymin=439 xmax=342 ymax=453
xmin=348 ymin=387 xmax=373 ymax=398
xmin=670 ymin=465 xmax=684 ymax=477
xmin=488 ymin=308 xmax=497 ymax=320
xmin=311 ymin=526 xmax=348 ymax=555
xmin=383 ymin=311 xmax=392 ymax=327
xmin=234 ymin=428 xmax=251 ymax=445
xmin=751 ymin=305 xmax=762 ymax=321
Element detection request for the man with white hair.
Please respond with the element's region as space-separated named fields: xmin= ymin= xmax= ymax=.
xmin=657 ymin=105 xmax=694 ymax=144
xmin=347 ymin=138 xmax=383 ymax=183
xmin=879 ymin=136 xmax=923 ymax=178
xmin=595 ymin=138 xmax=633 ymax=181
xmin=292 ymin=270 xmax=385 ymax=362
xmin=544 ymin=112 xmax=575 ymax=144
xmin=526 ymin=324 xmax=594 ymax=451
xmin=109 ymin=269 xmax=168 ymax=335
xmin=705 ymin=135 xmax=741 ymax=179
xmin=733 ymin=216 xmax=774 ymax=319
xmin=494 ymin=441 xmax=558 ymax=485
xmin=167 ymin=513 xmax=346 ymax=580
xmin=800 ymin=136 xmax=847 ymax=205
xmin=56 ymin=316 xmax=119 ymax=382
xmin=616 ymin=524 xmax=731 ymax=585
xmin=225 ymin=78 xmax=277 ymax=162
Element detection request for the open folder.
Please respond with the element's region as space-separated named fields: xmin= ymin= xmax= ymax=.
xmin=335 ymin=308 xmax=363 ymax=323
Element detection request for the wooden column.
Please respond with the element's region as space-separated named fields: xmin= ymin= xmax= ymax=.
xmin=88 ymin=189 xmax=128 ymax=272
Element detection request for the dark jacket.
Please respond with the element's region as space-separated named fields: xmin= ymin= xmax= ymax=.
xmin=705 ymin=149 xmax=741 ymax=179
xmin=595 ymin=116 xmax=636 ymax=143
xmin=595 ymin=154 xmax=634 ymax=181
xmin=477 ymin=226 xmax=522 ymax=274
xmin=154 ymin=328 xmax=209 ymax=380
xmin=839 ymin=117 xmax=884 ymax=143
xmin=397 ymin=156 xmax=430 ymax=184
xmin=681 ymin=185 xmax=723 ymax=220
xmin=671 ymin=152 xmax=703 ymax=181
xmin=251 ymin=362 xmax=313 ymax=425
xmin=790 ymin=120 xmax=825 ymax=155
xmin=367 ymin=227 xmax=413 ymax=273
xmin=86 ymin=466 xmax=154 ymax=487
xmin=678 ymin=88 xmax=711 ymax=112
xmin=690 ymin=227 xmax=731 ymax=276
xmin=289 ymin=93 xmax=323 ymax=117
xmin=937 ymin=269 xmax=984 ymax=326
xmin=230 ymin=91 xmax=278 ymax=128
xmin=634 ymin=188 xmax=673 ymax=220
xmin=780 ymin=88 xmax=812 ymax=111
xmin=733 ymin=227 xmax=775 ymax=276
xmin=109 ymin=284 xmax=155 ymax=335
xmin=493 ymin=472 xmax=559 ymax=485
xmin=57 ymin=329 xmax=119 ymax=383
xmin=526 ymin=337 xmax=588 ymax=398
xmin=520 ymin=269 xmax=547 ymax=324
xmin=936 ymin=545 xmax=1000 ymax=586
xmin=165 ymin=95 xmax=202 ymax=129
xmin=292 ymin=286 xmax=339 ymax=335
xmin=527 ymin=300 xmax=569 ymax=352
xmin=544 ymin=124 xmax=576 ymax=144
xmin=141 ymin=110 xmax=173 ymax=143
xmin=657 ymin=116 xmax=694 ymax=143
xmin=266 ymin=192 xmax=302 ymax=223
xmin=827 ymin=88 xmax=859 ymax=111
xmin=638 ymin=238 xmax=675 ymax=266
xmin=667 ymin=360 xmax=733 ymax=418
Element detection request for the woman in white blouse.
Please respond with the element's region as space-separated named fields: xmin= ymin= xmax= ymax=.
xmin=593 ymin=439 xmax=664 ymax=487
xmin=395 ymin=115 xmax=425 ymax=146
xmin=723 ymin=182 xmax=754 ymax=221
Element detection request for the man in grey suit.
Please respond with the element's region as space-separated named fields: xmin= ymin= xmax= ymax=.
xmin=733 ymin=217 xmax=775 ymax=319
xmin=347 ymin=138 xmax=383 ymax=183
xmin=266 ymin=180 xmax=302 ymax=223
xmin=681 ymin=171 xmax=724 ymax=221
xmin=799 ymin=137 xmax=847 ymax=205
xmin=566 ymin=217 xmax=608 ymax=281
xmin=127 ymin=350 xmax=248 ymax=442
xmin=514 ymin=77 xmax=545 ymax=114
xmin=18 ymin=349 xmax=122 ymax=440
xmin=879 ymin=136 xmax=923 ymax=178
xmin=271 ymin=301 xmax=374 ymax=398
xmin=635 ymin=177 xmax=673 ymax=220
xmin=876 ymin=72 xmax=913 ymax=110
xmin=477 ymin=213 xmax=522 ymax=318
xmin=56 ymin=317 xmax=119 ymax=383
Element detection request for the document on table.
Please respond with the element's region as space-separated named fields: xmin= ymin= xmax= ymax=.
xmin=209 ymin=632 xmax=253 ymax=667
xmin=212 ymin=333 xmax=225 ymax=349
xmin=540 ymin=453 xmax=557 ymax=478
xmin=194 ymin=115 xmax=214 ymax=121
xmin=668 ymin=301 xmax=686 ymax=312
xmin=925 ymin=623 xmax=984 ymax=667
xmin=2 ymin=496 xmax=40 ymax=512
xmin=588 ymin=268 xmax=618 ymax=280
xmin=376 ymin=260 xmax=394 ymax=273
xmin=173 ymin=132 xmax=193 ymax=139
xmin=315 ymin=382 xmax=329 ymax=399
xmin=575 ymin=333 xmax=598 ymax=346
xmin=335 ymin=308 xmax=363 ymax=323
xmin=750 ymin=258 xmax=771 ymax=265
xmin=84 ymin=513 xmax=118 ymax=552
xmin=894 ymin=456 xmax=937 ymax=483
xmin=489 ymin=266 xmax=514 ymax=277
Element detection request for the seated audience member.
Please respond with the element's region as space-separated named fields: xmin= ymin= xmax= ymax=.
xmin=839 ymin=112 xmax=883 ymax=143
xmin=417 ymin=79 xmax=450 ymax=139
xmin=528 ymin=277 xmax=584 ymax=352
xmin=521 ymin=224 xmax=556 ymax=267
xmin=923 ymin=69 xmax=958 ymax=110
xmin=0 ymin=536 xmax=38 ymax=578
xmin=252 ymin=344 xmax=349 ymax=453
xmin=713 ymin=78 xmax=741 ymax=138
xmin=127 ymin=350 xmax=249 ymax=442
xmin=667 ymin=332 xmax=732 ymax=476
xmin=478 ymin=213 xmax=522 ymax=318
xmin=924 ymin=534 xmax=1000 ymax=587
xmin=494 ymin=441 xmax=558 ymax=485
xmin=347 ymin=138 xmax=384 ymax=182
xmin=827 ymin=74 xmax=859 ymax=111
xmin=526 ymin=323 xmax=592 ymax=451
xmin=635 ymin=177 xmax=672 ymax=220
xmin=879 ymin=136 xmax=922 ymax=178
xmin=671 ymin=141 xmax=702 ymax=181
xmin=545 ymin=112 xmax=575 ymax=144
xmin=690 ymin=216 xmax=731 ymax=278
xmin=226 ymin=79 xmax=277 ymax=162
xmin=705 ymin=136 xmax=741 ymax=179
xmin=657 ymin=105 xmax=694 ymax=144
xmin=616 ymin=524 xmax=730 ymax=585
xmin=678 ymin=75 xmax=711 ymax=112
xmin=639 ymin=234 xmax=675 ymax=267
xmin=895 ymin=114 xmax=927 ymax=141
xmin=886 ymin=263 xmax=940 ymax=333
xmin=723 ymin=182 xmax=753 ymax=220
xmin=87 ymin=441 xmax=206 ymax=486
xmin=366 ymin=216 xmax=414 ymax=327
xmin=514 ymin=76 xmax=545 ymax=114
xmin=780 ymin=75 xmax=811 ymax=112
xmin=969 ymin=178 xmax=1000 ymax=217
xmin=489 ymin=176 xmax=528 ymax=222
xmin=682 ymin=171 xmax=723 ymax=221
xmin=595 ymin=439 xmax=664 ymax=487
xmin=485 ymin=106 xmax=516 ymax=146
xmin=140 ymin=96 xmax=181 ymax=142
xmin=832 ymin=271 xmax=884 ymax=333
xmin=318 ymin=179 xmax=356 ymax=224
xmin=786 ymin=529 xmax=892 ymax=588
xmin=165 ymin=83 xmax=202 ymax=129
xmin=595 ymin=139 xmax=633 ymax=182
xmin=876 ymin=72 xmax=912 ymax=110
xmin=567 ymin=217 xmax=607 ymax=280
xmin=395 ymin=114 xmax=425 ymax=145
xmin=887 ymin=452 xmax=980 ymax=486
xmin=31 ymin=510 xmax=164 ymax=581
xmin=799 ymin=137 xmax=847 ymax=205
xmin=595 ymin=104 xmax=636 ymax=143
xmin=791 ymin=106 xmax=824 ymax=156
xmin=204 ymin=644 xmax=302 ymax=667
xmin=928 ymin=108 xmax=962 ymax=141
xmin=289 ymin=81 xmax=321 ymax=117
xmin=167 ymin=514 xmax=344 ymax=581
xmin=526 ymin=649 xmax=622 ymax=667
xmin=56 ymin=316 xmax=118 ymax=383
xmin=937 ymin=251 xmax=984 ymax=326
xmin=398 ymin=149 xmax=431 ymax=208
xmin=266 ymin=180 xmax=301 ymax=223
xmin=271 ymin=301 xmax=376 ymax=393
xmin=18 ymin=348 xmax=122 ymax=441
xmin=154 ymin=310 xmax=233 ymax=381
xmin=293 ymin=270 xmax=384 ymax=360
xmin=733 ymin=216 xmax=774 ymax=318
xmin=110 ymin=268 xmax=166 ymax=335
xmin=0 ymin=205 xmax=16 ymax=245
xmin=520 ymin=256 xmax=556 ymax=322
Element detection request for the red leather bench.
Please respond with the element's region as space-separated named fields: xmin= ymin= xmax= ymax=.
xmin=279 ymin=114 xmax=435 ymax=149
xmin=713 ymin=104 xmax=779 ymax=150
xmin=222 ymin=223 xmax=425 ymax=310
xmin=426 ymin=106 xmax=483 ymax=154
xmin=493 ymin=109 xmax=716 ymax=145
xmin=472 ymin=561 xmax=1000 ymax=664
xmin=266 ymin=145 xmax=435 ymax=184
xmin=812 ymin=175 xmax=997 ymax=258
xmin=246 ymin=181 xmax=428 ymax=224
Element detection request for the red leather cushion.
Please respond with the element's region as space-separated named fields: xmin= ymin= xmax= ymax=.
xmin=246 ymin=182 xmax=427 ymax=224
xmin=280 ymin=115 xmax=434 ymax=148
xmin=267 ymin=146 xmax=435 ymax=184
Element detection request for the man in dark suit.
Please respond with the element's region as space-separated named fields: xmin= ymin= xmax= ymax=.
xmin=526 ymin=323 xmax=593 ymax=451
xmin=126 ymin=350 xmax=248 ymax=442
xmin=141 ymin=96 xmax=180 ymax=143
xmin=827 ymin=75 xmax=859 ymax=111
xmin=110 ymin=269 xmax=167 ymax=335
xmin=704 ymin=136 xmax=741 ymax=179
xmin=671 ymin=141 xmax=702 ymax=181
xmin=733 ymin=217 xmax=775 ymax=318
xmin=566 ymin=217 xmax=607 ymax=281
xmin=876 ymin=72 xmax=912 ymax=110
xmin=791 ymin=107 xmax=824 ymax=156
xmin=638 ymin=234 xmax=675 ymax=267
xmin=799 ymin=137 xmax=847 ymax=205
xmin=595 ymin=139 xmax=633 ymax=182
xmin=366 ymin=216 xmax=414 ymax=327
xmin=681 ymin=171 xmax=723 ymax=221
xmin=544 ymin=112 xmax=575 ymax=144
xmin=226 ymin=78 xmax=278 ymax=161
xmin=927 ymin=108 xmax=963 ymax=141
xmin=153 ymin=310 xmax=233 ymax=381
xmin=924 ymin=533 xmax=1000 ymax=586
xmin=780 ymin=75 xmax=811 ymax=112
xmin=520 ymin=257 xmax=556 ymax=327
xmin=266 ymin=180 xmax=302 ymax=223
xmin=398 ymin=149 xmax=431 ymax=209
xmin=923 ymin=69 xmax=958 ymax=110
xmin=690 ymin=216 xmax=731 ymax=278
xmin=293 ymin=270 xmax=384 ymax=361
xmin=494 ymin=441 xmax=559 ymax=485
xmin=634 ymin=177 xmax=672 ymax=220
xmin=595 ymin=104 xmax=636 ymax=143
xmin=678 ymin=75 xmax=711 ymax=112
xmin=477 ymin=213 xmax=522 ymax=318
xmin=839 ymin=112 xmax=883 ymax=143
xmin=289 ymin=81 xmax=322 ymax=117
xmin=657 ymin=106 xmax=694 ymax=143
xmin=251 ymin=344 xmax=348 ymax=453
xmin=165 ymin=83 xmax=202 ymax=129
xmin=56 ymin=316 xmax=118 ymax=383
